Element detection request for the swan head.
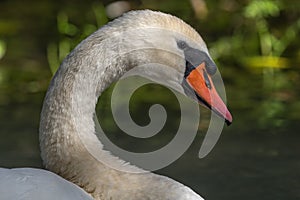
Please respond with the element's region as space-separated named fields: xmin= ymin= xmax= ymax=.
xmin=100 ymin=10 xmax=232 ymax=125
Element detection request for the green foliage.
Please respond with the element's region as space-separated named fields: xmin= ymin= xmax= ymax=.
xmin=244 ymin=0 xmax=281 ymax=19
xmin=203 ymin=0 xmax=300 ymax=130
xmin=240 ymin=0 xmax=299 ymax=128
xmin=47 ymin=3 xmax=108 ymax=74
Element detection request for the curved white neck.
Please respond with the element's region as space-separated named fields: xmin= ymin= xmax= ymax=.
xmin=39 ymin=18 xmax=203 ymax=200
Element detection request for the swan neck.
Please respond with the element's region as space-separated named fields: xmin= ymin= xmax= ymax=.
xmin=39 ymin=39 xmax=144 ymax=195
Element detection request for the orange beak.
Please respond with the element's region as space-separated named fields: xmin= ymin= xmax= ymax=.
xmin=185 ymin=62 xmax=232 ymax=125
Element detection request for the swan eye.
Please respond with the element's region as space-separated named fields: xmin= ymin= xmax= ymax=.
xmin=177 ymin=40 xmax=188 ymax=50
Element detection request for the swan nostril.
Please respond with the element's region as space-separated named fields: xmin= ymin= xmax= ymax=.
xmin=203 ymin=69 xmax=212 ymax=89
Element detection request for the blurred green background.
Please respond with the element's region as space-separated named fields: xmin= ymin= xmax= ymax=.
xmin=0 ymin=0 xmax=300 ymax=199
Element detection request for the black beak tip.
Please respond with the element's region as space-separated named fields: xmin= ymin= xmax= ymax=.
xmin=225 ymin=119 xmax=232 ymax=126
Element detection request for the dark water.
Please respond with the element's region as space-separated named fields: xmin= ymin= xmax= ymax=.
xmin=1 ymin=0 xmax=300 ymax=199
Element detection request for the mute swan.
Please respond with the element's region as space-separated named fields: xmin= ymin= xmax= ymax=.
xmin=1 ymin=10 xmax=232 ymax=200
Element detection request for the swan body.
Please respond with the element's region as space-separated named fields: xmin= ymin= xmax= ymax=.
xmin=0 ymin=168 xmax=93 ymax=200
xmin=2 ymin=10 xmax=233 ymax=200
